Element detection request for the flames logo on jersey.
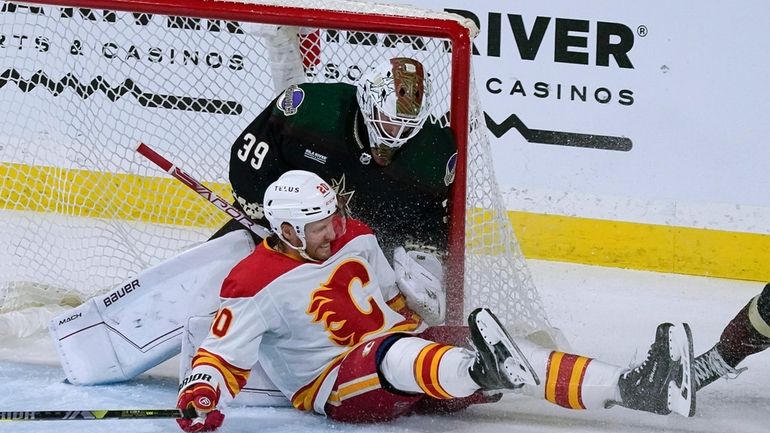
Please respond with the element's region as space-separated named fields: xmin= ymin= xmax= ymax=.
xmin=307 ymin=259 xmax=386 ymax=346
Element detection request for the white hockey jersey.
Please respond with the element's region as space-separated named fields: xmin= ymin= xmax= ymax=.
xmin=188 ymin=219 xmax=423 ymax=414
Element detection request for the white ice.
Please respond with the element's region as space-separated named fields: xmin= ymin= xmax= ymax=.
xmin=1 ymin=260 xmax=768 ymax=433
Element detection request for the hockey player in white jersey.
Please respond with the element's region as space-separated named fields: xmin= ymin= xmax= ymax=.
xmin=176 ymin=170 xmax=697 ymax=432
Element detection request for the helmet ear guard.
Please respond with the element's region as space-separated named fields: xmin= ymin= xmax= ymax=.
xmin=263 ymin=170 xmax=341 ymax=254
xmin=356 ymin=57 xmax=431 ymax=154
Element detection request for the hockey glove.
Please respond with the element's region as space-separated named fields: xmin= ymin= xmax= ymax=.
xmin=393 ymin=246 xmax=446 ymax=326
xmin=176 ymin=378 xmax=225 ymax=432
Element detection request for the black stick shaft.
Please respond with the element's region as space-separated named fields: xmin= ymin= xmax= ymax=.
xmin=136 ymin=142 xmax=270 ymax=238
xmin=0 ymin=408 xmax=195 ymax=421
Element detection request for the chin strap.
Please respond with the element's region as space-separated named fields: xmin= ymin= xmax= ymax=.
xmin=275 ymin=235 xmax=319 ymax=263
xmin=353 ymin=111 xmax=367 ymax=151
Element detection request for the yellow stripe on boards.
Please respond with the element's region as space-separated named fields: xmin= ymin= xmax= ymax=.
xmin=0 ymin=162 xmax=231 ymax=228
xmin=508 ymin=211 xmax=770 ymax=282
xmin=3 ymin=163 xmax=770 ymax=282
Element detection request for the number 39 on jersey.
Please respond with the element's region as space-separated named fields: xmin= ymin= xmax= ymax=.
xmin=237 ymin=133 xmax=270 ymax=171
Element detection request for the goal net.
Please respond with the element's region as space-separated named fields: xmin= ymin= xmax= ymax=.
xmin=0 ymin=0 xmax=559 ymax=346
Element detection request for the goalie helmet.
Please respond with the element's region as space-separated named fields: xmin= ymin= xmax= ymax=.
xmin=356 ymin=57 xmax=431 ymax=161
xmin=264 ymin=170 xmax=341 ymax=254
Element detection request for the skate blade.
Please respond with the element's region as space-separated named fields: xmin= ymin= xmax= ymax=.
xmin=667 ymin=323 xmax=696 ymax=417
xmin=478 ymin=309 xmax=540 ymax=386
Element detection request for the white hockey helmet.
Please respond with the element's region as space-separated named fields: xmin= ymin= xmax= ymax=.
xmin=356 ymin=57 xmax=431 ymax=159
xmin=263 ymin=170 xmax=341 ymax=253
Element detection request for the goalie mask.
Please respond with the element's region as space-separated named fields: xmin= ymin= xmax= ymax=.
xmin=264 ymin=170 xmax=346 ymax=260
xmin=356 ymin=57 xmax=431 ymax=162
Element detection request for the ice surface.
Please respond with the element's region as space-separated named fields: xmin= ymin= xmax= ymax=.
xmin=1 ymin=260 xmax=768 ymax=433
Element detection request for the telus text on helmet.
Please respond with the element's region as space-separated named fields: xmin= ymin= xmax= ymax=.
xmin=274 ymin=186 xmax=300 ymax=193
xmin=446 ymin=9 xmax=635 ymax=68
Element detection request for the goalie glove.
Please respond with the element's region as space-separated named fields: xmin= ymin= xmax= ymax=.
xmin=176 ymin=371 xmax=225 ymax=432
xmin=393 ymin=246 xmax=446 ymax=326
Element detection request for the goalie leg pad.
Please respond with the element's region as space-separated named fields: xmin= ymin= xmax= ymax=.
xmin=49 ymin=298 xmax=124 ymax=383
xmin=49 ymin=230 xmax=255 ymax=385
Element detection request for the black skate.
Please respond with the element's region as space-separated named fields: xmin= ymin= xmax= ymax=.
xmin=617 ymin=322 xmax=695 ymax=417
xmin=693 ymin=345 xmax=747 ymax=390
xmin=468 ymin=308 xmax=539 ymax=390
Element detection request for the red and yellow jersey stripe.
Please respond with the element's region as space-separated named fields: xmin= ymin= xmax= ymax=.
xmin=192 ymin=348 xmax=251 ymax=398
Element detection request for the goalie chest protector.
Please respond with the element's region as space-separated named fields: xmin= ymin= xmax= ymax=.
xmin=229 ymin=82 xmax=457 ymax=255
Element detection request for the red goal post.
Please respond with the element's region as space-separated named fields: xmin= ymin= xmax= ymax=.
xmin=0 ymin=0 xmax=559 ymax=343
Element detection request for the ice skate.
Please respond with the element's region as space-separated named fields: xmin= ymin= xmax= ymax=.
xmin=617 ymin=322 xmax=695 ymax=417
xmin=468 ymin=308 xmax=539 ymax=390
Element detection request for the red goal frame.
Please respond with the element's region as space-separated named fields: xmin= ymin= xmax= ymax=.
xmin=17 ymin=0 xmax=474 ymax=325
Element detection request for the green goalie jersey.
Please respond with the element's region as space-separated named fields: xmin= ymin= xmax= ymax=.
xmin=228 ymin=82 xmax=458 ymax=255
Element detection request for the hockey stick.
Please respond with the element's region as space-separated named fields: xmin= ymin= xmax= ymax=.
xmin=136 ymin=142 xmax=271 ymax=239
xmin=0 ymin=408 xmax=195 ymax=421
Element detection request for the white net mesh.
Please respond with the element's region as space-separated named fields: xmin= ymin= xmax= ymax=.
xmin=0 ymin=0 xmax=556 ymax=342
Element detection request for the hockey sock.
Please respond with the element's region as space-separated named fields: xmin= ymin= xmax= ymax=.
xmin=379 ymin=337 xmax=478 ymax=399
xmin=716 ymin=283 xmax=770 ymax=367
xmin=540 ymin=352 xmax=623 ymax=410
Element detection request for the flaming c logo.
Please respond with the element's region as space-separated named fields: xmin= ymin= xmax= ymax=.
xmin=307 ymin=259 xmax=386 ymax=346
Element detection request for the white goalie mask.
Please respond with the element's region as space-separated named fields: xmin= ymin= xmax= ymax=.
xmin=264 ymin=170 xmax=345 ymax=257
xmin=356 ymin=57 xmax=431 ymax=161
